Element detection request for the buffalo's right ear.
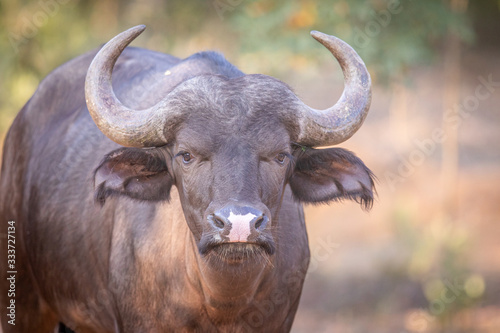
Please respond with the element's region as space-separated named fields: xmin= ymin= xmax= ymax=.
xmin=93 ymin=147 xmax=173 ymax=205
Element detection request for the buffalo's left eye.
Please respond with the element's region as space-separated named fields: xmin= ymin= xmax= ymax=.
xmin=276 ymin=153 xmax=287 ymax=164
xmin=182 ymin=152 xmax=193 ymax=163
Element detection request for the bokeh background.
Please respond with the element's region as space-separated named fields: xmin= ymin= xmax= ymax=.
xmin=1 ymin=0 xmax=499 ymax=332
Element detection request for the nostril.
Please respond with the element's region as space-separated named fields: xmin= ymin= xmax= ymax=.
xmin=255 ymin=216 xmax=264 ymax=229
xmin=212 ymin=216 xmax=225 ymax=229
xmin=254 ymin=216 xmax=268 ymax=230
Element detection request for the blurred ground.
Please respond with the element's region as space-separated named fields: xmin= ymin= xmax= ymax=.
xmin=290 ymin=45 xmax=500 ymax=332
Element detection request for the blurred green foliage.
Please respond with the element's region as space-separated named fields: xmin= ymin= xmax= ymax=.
xmin=230 ymin=0 xmax=475 ymax=81
xmin=0 ymin=0 xmax=498 ymax=134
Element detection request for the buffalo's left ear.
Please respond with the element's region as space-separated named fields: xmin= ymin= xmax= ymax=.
xmin=93 ymin=147 xmax=173 ymax=205
xmin=289 ymin=147 xmax=375 ymax=209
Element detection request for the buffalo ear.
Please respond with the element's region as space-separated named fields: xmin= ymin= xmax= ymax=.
xmin=289 ymin=147 xmax=375 ymax=209
xmin=93 ymin=148 xmax=173 ymax=205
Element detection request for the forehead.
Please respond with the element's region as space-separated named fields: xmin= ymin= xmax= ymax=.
xmin=176 ymin=120 xmax=290 ymax=154
xmin=173 ymin=74 xmax=295 ymax=151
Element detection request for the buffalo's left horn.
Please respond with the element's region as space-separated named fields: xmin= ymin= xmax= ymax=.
xmin=295 ymin=31 xmax=372 ymax=147
xmin=85 ymin=25 xmax=173 ymax=147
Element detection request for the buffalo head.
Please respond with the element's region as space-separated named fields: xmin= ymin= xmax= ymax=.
xmin=87 ymin=25 xmax=375 ymax=266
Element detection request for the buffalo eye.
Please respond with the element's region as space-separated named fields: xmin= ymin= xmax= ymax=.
xmin=175 ymin=151 xmax=194 ymax=164
xmin=182 ymin=152 xmax=193 ymax=163
xmin=276 ymin=153 xmax=287 ymax=164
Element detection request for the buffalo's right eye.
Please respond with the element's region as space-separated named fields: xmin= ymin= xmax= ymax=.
xmin=276 ymin=153 xmax=287 ymax=164
xmin=175 ymin=151 xmax=194 ymax=164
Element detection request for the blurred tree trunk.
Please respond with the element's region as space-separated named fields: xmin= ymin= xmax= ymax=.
xmin=441 ymin=0 xmax=468 ymax=219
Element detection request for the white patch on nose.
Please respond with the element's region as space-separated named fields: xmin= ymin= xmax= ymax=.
xmin=227 ymin=211 xmax=256 ymax=242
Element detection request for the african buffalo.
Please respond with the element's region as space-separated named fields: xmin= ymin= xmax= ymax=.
xmin=0 ymin=25 xmax=374 ymax=332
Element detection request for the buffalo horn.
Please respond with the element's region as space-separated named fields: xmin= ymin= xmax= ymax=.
xmin=85 ymin=25 xmax=171 ymax=147
xmin=295 ymin=31 xmax=372 ymax=147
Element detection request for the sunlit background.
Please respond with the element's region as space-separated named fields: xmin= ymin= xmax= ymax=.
xmin=1 ymin=1 xmax=499 ymax=332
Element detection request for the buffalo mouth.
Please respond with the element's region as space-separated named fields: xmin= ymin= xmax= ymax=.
xmin=199 ymin=238 xmax=275 ymax=264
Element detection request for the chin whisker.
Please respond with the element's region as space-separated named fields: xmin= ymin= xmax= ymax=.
xmin=201 ymin=242 xmax=273 ymax=267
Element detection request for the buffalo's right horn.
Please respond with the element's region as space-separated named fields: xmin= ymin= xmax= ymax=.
xmin=85 ymin=25 xmax=174 ymax=147
xmin=294 ymin=31 xmax=372 ymax=147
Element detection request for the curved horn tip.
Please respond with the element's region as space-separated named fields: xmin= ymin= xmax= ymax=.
xmin=123 ymin=24 xmax=146 ymax=37
xmin=310 ymin=30 xmax=323 ymax=38
xmin=310 ymin=30 xmax=333 ymax=42
xmin=130 ymin=24 xmax=146 ymax=32
xmin=100 ymin=25 xmax=147 ymax=52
